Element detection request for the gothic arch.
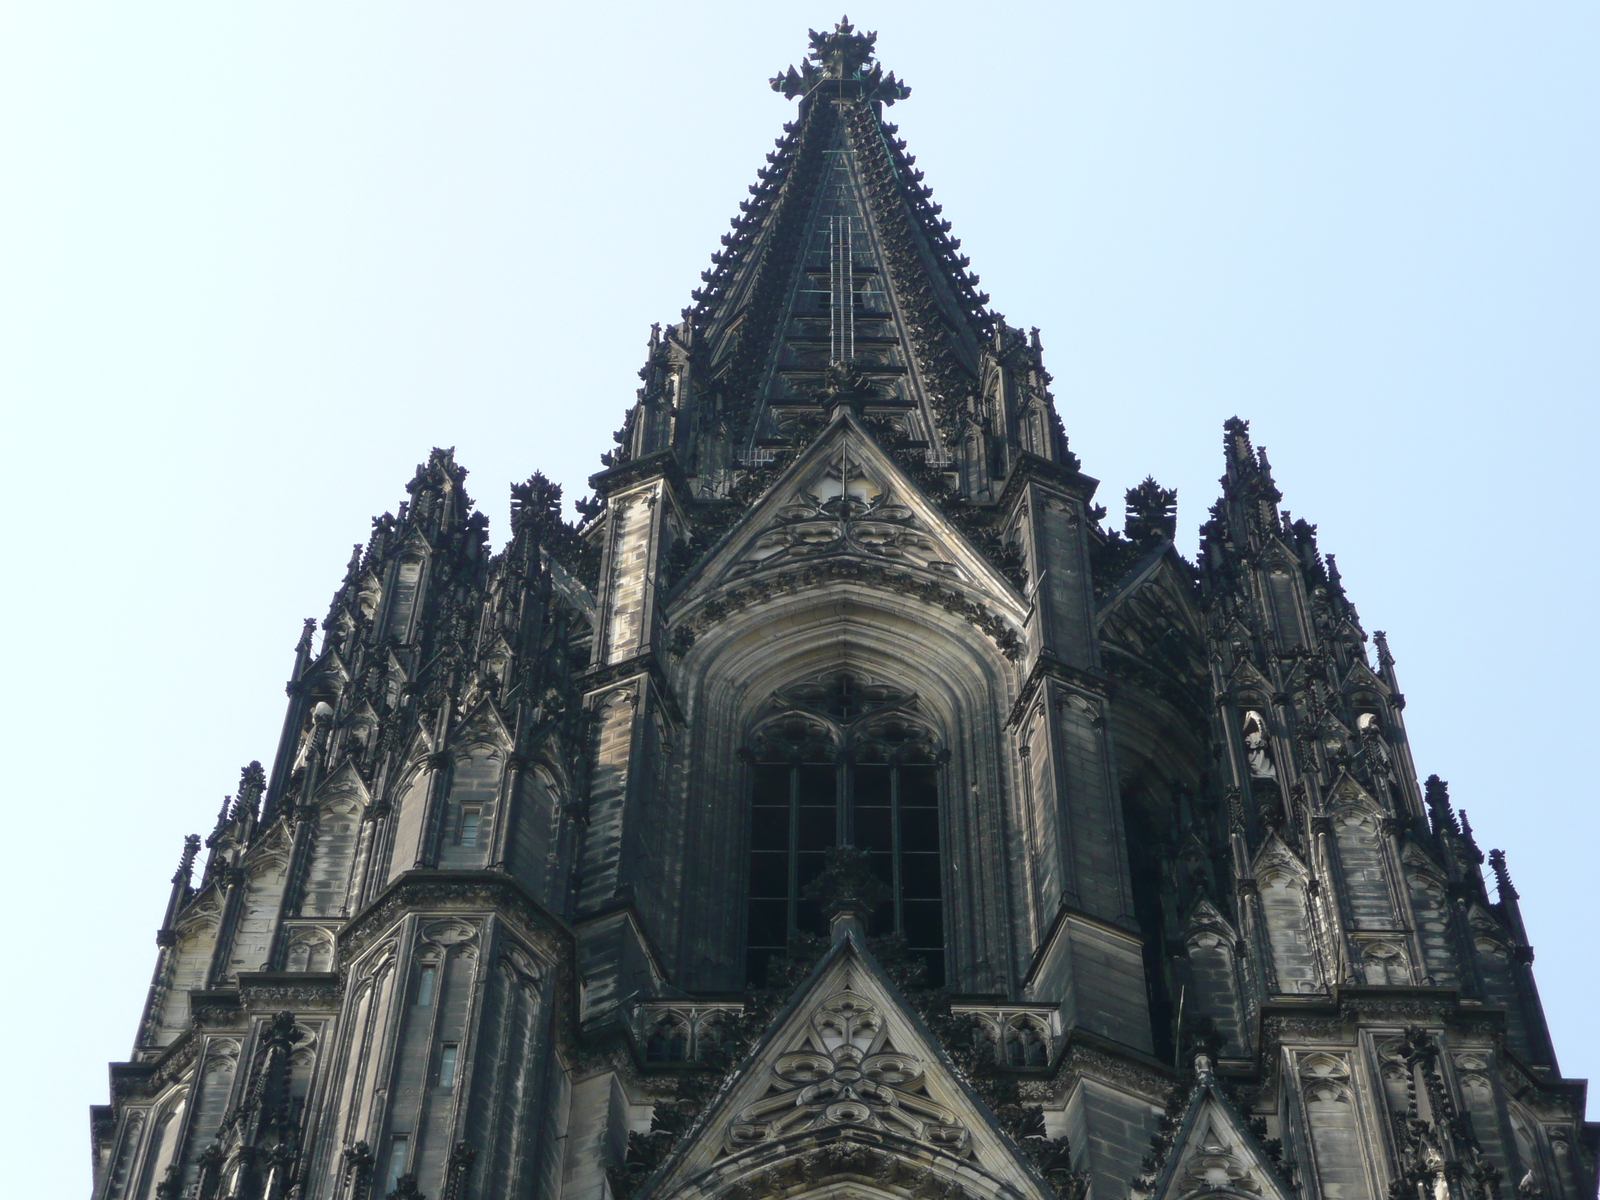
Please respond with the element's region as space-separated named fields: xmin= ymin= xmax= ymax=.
xmin=1508 ymin=1102 xmax=1558 ymax=1194
xmin=646 ymin=1011 xmax=691 ymax=1062
xmin=1294 ymin=1051 xmax=1375 ymax=1200
xmin=181 ymin=1038 xmax=241 ymax=1187
xmin=303 ymin=767 xmax=368 ymax=918
xmin=385 ymin=760 xmax=433 ymax=885
xmin=1327 ymin=795 xmax=1398 ymax=932
xmin=670 ymin=584 xmax=1019 ymax=992
xmin=1354 ymin=939 xmax=1409 ymax=986
xmin=506 ymin=761 xmax=570 ymax=910
xmin=134 ymin=1091 xmax=187 ymax=1200
xmin=1001 ymin=1013 xmax=1051 ymax=1067
xmin=742 ymin=668 xmax=949 ymax=983
xmin=1257 ymin=546 xmax=1308 ymax=650
xmin=1253 ymin=840 xmax=1323 ymax=996
xmin=225 ymin=846 xmax=293 ymax=980
xmin=1400 ymin=854 xmax=1457 ymax=986
xmin=382 ymin=541 xmax=430 ymax=643
xmin=154 ymin=896 xmax=224 ymax=1041
xmin=285 ymin=926 xmax=336 ymax=973
xmin=438 ymin=743 xmax=506 ymax=870
xmin=1183 ymin=902 xmax=1247 ymax=1055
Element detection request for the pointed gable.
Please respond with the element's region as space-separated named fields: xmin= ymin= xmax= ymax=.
xmin=1325 ymin=771 xmax=1379 ymax=813
xmin=1138 ymin=1058 xmax=1294 ymax=1200
xmin=303 ymin=647 xmax=350 ymax=693
xmin=310 ymin=759 xmax=371 ymax=808
xmin=1097 ymin=543 xmax=1198 ymax=627
xmin=1223 ymin=655 xmax=1273 ymax=703
xmin=1251 ymin=834 xmax=1324 ymax=995
xmin=1252 ymin=832 xmax=1309 ymax=882
xmin=640 ymin=939 xmax=1054 ymax=1200
xmin=1338 ymin=656 xmax=1391 ymax=700
xmin=451 ymin=696 xmax=513 ymax=752
xmin=677 ymin=411 xmax=1023 ymax=609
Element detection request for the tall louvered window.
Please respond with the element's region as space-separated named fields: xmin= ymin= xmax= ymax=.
xmin=745 ymin=673 xmax=944 ymax=986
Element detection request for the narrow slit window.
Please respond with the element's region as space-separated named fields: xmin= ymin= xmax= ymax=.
xmin=458 ymin=808 xmax=482 ymax=848
xmin=438 ymin=1044 xmax=459 ymax=1089
xmin=386 ymin=1137 xmax=409 ymax=1191
xmin=415 ymin=965 xmax=436 ymax=1007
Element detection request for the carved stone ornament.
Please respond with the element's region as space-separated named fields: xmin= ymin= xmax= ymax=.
xmin=676 ymin=417 xmax=1026 ymax=659
xmin=728 ymin=986 xmax=968 ymax=1154
xmin=1135 ymin=1058 xmax=1294 ymax=1200
xmin=731 ymin=463 xmax=963 ymax=580
xmin=1174 ymin=1114 xmax=1270 ymax=1197
xmin=638 ymin=941 xmax=1061 ymax=1200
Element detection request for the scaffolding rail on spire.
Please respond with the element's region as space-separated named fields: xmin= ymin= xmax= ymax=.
xmin=828 ymin=215 xmax=855 ymax=365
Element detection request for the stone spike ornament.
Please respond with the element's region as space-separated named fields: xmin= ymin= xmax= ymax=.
xmin=91 ymin=22 xmax=1594 ymax=1200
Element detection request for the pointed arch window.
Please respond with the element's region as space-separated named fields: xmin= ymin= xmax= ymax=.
xmin=745 ymin=672 xmax=945 ymax=986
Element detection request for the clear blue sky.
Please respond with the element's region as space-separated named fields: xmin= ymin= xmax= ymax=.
xmin=3 ymin=4 xmax=1595 ymax=1193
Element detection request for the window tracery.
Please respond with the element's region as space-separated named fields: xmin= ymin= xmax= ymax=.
xmin=745 ymin=671 xmax=945 ymax=985
xmin=632 ymin=1003 xmax=742 ymax=1065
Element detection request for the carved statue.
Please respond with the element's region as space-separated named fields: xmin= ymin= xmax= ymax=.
xmin=1243 ymin=710 xmax=1277 ymax=779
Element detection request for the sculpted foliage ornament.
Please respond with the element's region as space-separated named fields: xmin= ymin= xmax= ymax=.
xmin=734 ymin=473 xmax=952 ymax=579
xmin=729 ymin=987 xmax=968 ymax=1154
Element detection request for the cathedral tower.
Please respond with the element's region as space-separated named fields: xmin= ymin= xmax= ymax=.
xmin=92 ymin=22 xmax=1595 ymax=1200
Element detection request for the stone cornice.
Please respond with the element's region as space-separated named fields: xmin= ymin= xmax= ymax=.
xmin=590 ymin=450 xmax=691 ymax=501
xmin=1030 ymin=1030 xmax=1176 ymax=1106
xmin=338 ymin=869 xmax=574 ymax=964
xmin=236 ymin=971 xmax=344 ymax=1011
xmin=108 ymin=1034 xmax=202 ymax=1104
xmin=581 ymin=652 xmax=685 ymax=726
xmin=995 ymin=452 xmax=1099 ymax=514
xmin=1005 ymin=655 xmax=1111 ymax=729
xmin=189 ymin=989 xmax=243 ymax=1028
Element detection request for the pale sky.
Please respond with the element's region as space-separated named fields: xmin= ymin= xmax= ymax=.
xmin=2 ymin=4 xmax=1596 ymax=1193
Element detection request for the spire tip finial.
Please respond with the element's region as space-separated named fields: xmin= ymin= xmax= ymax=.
xmin=771 ymin=19 xmax=910 ymax=103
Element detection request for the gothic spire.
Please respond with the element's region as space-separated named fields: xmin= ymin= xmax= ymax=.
xmin=621 ymin=19 xmax=1063 ymax=498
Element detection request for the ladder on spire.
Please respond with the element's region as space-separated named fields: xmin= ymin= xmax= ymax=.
xmin=828 ymin=215 xmax=855 ymax=365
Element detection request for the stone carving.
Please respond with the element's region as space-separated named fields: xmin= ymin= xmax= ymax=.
xmin=681 ymin=558 xmax=1023 ymax=659
xmin=727 ymin=987 xmax=968 ymax=1155
xmin=948 ymin=1005 xmax=1059 ymax=1068
xmin=731 ymin=462 xmax=962 ymax=580
xmin=635 ymin=1002 xmax=745 ymax=1065
xmin=1175 ymin=1113 xmax=1269 ymax=1196
xmin=421 ymin=919 xmax=479 ymax=947
xmin=1243 ymin=710 xmax=1276 ymax=779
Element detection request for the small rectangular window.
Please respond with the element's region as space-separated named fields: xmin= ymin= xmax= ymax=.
xmin=439 ymin=1043 xmax=459 ymax=1089
xmin=386 ymin=1137 xmax=409 ymax=1191
xmin=415 ymin=966 xmax=436 ymax=1007
xmin=458 ymin=808 xmax=482 ymax=847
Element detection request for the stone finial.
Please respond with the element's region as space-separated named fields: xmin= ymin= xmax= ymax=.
xmin=803 ymin=845 xmax=890 ymax=943
xmin=771 ymin=18 xmax=911 ymax=104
